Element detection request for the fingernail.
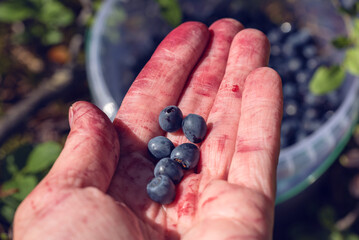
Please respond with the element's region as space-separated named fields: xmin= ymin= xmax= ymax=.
xmin=69 ymin=105 xmax=75 ymax=129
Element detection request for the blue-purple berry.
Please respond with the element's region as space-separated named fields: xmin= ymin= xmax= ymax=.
xmin=170 ymin=143 xmax=200 ymax=170
xmin=182 ymin=114 xmax=207 ymax=143
xmin=146 ymin=175 xmax=176 ymax=204
xmin=154 ymin=158 xmax=184 ymax=184
xmin=159 ymin=105 xmax=183 ymax=132
xmin=148 ymin=136 xmax=174 ymax=160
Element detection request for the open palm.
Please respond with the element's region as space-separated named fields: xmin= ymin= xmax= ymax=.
xmin=14 ymin=19 xmax=283 ymax=240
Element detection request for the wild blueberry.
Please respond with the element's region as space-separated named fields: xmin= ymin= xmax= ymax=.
xmin=283 ymin=99 xmax=299 ymax=118
xmin=154 ymin=158 xmax=183 ymax=184
xmin=303 ymin=45 xmax=317 ymax=58
xmin=170 ymin=143 xmax=200 ymax=170
xmin=159 ymin=105 xmax=183 ymax=132
xmin=288 ymin=57 xmax=303 ymax=72
xmin=148 ymin=136 xmax=174 ymax=160
xmin=302 ymin=119 xmax=322 ymax=135
xmin=267 ymin=29 xmax=283 ymax=44
xmin=304 ymin=93 xmax=326 ymax=107
xmin=282 ymin=82 xmax=297 ymax=99
xmin=146 ymin=175 xmax=176 ymax=205
xmin=182 ymin=114 xmax=207 ymax=143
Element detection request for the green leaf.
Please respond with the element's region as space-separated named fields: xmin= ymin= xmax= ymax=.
xmin=0 ymin=2 xmax=34 ymax=22
xmin=5 ymin=155 xmax=19 ymax=176
xmin=343 ymin=47 xmax=359 ymax=75
xmin=309 ymin=66 xmax=346 ymax=95
xmin=2 ymin=174 xmax=38 ymax=201
xmin=347 ymin=234 xmax=359 ymax=240
xmin=2 ymin=144 xmax=33 ymax=181
xmin=1 ymin=232 xmax=11 ymax=240
xmin=338 ymin=2 xmax=359 ymax=16
xmin=93 ymin=0 xmax=103 ymax=11
xmin=330 ymin=232 xmax=344 ymax=240
xmin=156 ymin=0 xmax=182 ymax=27
xmin=42 ymin=29 xmax=63 ymax=45
xmin=23 ymin=141 xmax=62 ymax=174
xmin=30 ymin=25 xmax=46 ymax=38
xmin=351 ymin=18 xmax=359 ymax=45
xmin=0 ymin=204 xmax=16 ymax=223
xmin=332 ymin=36 xmax=353 ymax=49
xmin=38 ymin=0 xmax=74 ymax=27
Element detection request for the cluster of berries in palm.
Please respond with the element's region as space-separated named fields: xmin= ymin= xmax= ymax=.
xmin=146 ymin=106 xmax=207 ymax=204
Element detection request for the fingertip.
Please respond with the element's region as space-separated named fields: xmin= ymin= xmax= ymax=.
xmin=49 ymin=101 xmax=120 ymax=190
xmin=174 ymin=21 xmax=210 ymax=41
xmin=179 ymin=21 xmax=208 ymax=31
xmin=68 ymin=101 xmax=91 ymax=129
xmin=247 ymin=67 xmax=282 ymax=85
xmin=234 ymin=28 xmax=269 ymax=44
xmin=68 ymin=105 xmax=74 ymax=129
xmin=69 ymin=101 xmax=113 ymax=130
xmin=232 ymin=28 xmax=271 ymax=65
xmin=209 ymin=18 xmax=244 ymax=31
xmin=246 ymin=67 xmax=283 ymax=102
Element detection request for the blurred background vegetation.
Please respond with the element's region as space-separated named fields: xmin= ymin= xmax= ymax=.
xmin=0 ymin=0 xmax=98 ymax=238
xmin=0 ymin=0 xmax=358 ymax=239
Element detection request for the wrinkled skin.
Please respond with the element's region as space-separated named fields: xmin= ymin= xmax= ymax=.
xmin=13 ymin=19 xmax=283 ymax=240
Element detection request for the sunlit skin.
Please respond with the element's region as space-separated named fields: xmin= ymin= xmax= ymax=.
xmin=13 ymin=18 xmax=283 ymax=240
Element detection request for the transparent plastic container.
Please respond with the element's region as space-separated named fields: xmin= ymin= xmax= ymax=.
xmin=86 ymin=0 xmax=359 ymax=204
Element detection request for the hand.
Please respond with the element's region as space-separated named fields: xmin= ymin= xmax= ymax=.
xmin=13 ymin=18 xmax=283 ymax=240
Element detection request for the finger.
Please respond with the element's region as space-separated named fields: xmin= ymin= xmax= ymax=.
xmin=162 ymin=19 xmax=243 ymax=231
xmin=113 ymin=22 xmax=209 ymax=152
xmin=166 ymin=18 xmax=244 ymax=145
xmin=107 ymin=22 xmax=209 ymax=216
xmin=228 ymin=67 xmax=283 ymax=201
xmin=42 ymin=101 xmax=120 ymax=191
xmin=200 ymin=29 xmax=270 ymax=180
xmin=192 ymin=180 xmax=274 ymax=240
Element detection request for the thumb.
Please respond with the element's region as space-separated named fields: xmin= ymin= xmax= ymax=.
xmin=46 ymin=101 xmax=120 ymax=191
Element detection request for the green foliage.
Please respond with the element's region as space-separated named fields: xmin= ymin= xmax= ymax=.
xmin=332 ymin=36 xmax=353 ymax=49
xmin=0 ymin=2 xmax=34 ymax=22
xmin=38 ymin=0 xmax=74 ymax=27
xmin=2 ymin=174 xmax=38 ymax=201
xmin=309 ymin=66 xmax=346 ymax=95
xmin=309 ymin=5 xmax=359 ymax=95
xmin=0 ymin=141 xmax=62 ymax=224
xmin=0 ymin=232 xmax=11 ymax=240
xmin=343 ymin=47 xmax=359 ymax=75
xmin=0 ymin=204 xmax=16 ymax=223
xmin=316 ymin=205 xmax=359 ymax=240
xmin=338 ymin=2 xmax=359 ymax=16
xmin=23 ymin=141 xmax=62 ymax=174
xmin=347 ymin=234 xmax=359 ymax=240
xmin=43 ymin=30 xmax=64 ymax=46
xmin=351 ymin=19 xmax=359 ymax=41
xmin=330 ymin=232 xmax=345 ymax=240
xmin=318 ymin=205 xmax=336 ymax=230
xmin=156 ymin=0 xmax=182 ymax=27
xmin=0 ymin=0 xmax=75 ymax=45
